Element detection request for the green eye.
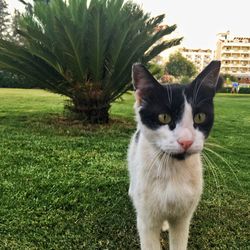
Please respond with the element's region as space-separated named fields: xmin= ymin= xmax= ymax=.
xmin=194 ymin=113 xmax=206 ymax=124
xmin=158 ymin=113 xmax=172 ymax=124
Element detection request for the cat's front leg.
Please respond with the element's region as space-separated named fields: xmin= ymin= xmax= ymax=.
xmin=137 ymin=215 xmax=162 ymax=250
xmin=168 ymin=217 xmax=191 ymax=250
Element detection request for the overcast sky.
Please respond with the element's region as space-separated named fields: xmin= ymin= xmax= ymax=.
xmin=8 ymin=0 xmax=26 ymax=13
xmin=8 ymin=0 xmax=250 ymax=50
xmin=134 ymin=0 xmax=250 ymax=50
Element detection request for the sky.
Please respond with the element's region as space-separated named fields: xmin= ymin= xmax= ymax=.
xmin=7 ymin=0 xmax=250 ymax=51
xmin=7 ymin=0 xmax=26 ymax=13
xmin=133 ymin=0 xmax=250 ymax=50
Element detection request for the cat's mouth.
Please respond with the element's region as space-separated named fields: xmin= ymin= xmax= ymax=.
xmin=157 ymin=144 xmax=202 ymax=161
xmin=171 ymin=152 xmax=192 ymax=160
xmin=157 ymin=149 xmax=194 ymax=161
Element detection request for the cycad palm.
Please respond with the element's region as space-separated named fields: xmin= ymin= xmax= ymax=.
xmin=0 ymin=0 xmax=181 ymax=123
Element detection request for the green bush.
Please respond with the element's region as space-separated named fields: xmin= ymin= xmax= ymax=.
xmin=0 ymin=71 xmax=37 ymax=88
xmin=239 ymin=87 xmax=250 ymax=94
xmin=0 ymin=0 xmax=181 ymax=123
xmin=219 ymin=86 xmax=250 ymax=94
xmin=165 ymin=52 xmax=197 ymax=79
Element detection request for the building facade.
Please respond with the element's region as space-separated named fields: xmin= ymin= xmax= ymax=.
xmin=215 ymin=31 xmax=250 ymax=83
xmin=179 ymin=48 xmax=213 ymax=72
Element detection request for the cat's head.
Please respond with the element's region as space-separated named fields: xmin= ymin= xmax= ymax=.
xmin=132 ymin=61 xmax=223 ymax=160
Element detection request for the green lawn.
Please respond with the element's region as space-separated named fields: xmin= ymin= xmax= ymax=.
xmin=0 ymin=89 xmax=249 ymax=249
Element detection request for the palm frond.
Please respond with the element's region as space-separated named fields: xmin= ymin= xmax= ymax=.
xmin=0 ymin=0 xmax=182 ymax=122
xmin=143 ymin=38 xmax=183 ymax=63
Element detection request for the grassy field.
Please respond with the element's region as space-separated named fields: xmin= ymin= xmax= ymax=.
xmin=0 ymin=89 xmax=249 ymax=249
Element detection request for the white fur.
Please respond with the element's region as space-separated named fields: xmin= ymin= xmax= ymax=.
xmin=128 ymin=100 xmax=204 ymax=250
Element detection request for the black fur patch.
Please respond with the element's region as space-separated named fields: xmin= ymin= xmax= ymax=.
xmin=171 ymin=153 xmax=186 ymax=160
xmin=185 ymin=82 xmax=215 ymax=138
xmin=171 ymin=152 xmax=192 ymax=160
xmin=138 ymin=81 xmax=215 ymax=138
xmin=139 ymin=84 xmax=185 ymax=131
xmin=132 ymin=61 xmax=222 ymax=160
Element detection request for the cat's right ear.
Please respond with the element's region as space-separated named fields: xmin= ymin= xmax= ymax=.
xmin=132 ymin=63 xmax=161 ymax=105
xmin=192 ymin=61 xmax=223 ymax=93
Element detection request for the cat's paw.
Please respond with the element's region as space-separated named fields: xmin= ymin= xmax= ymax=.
xmin=162 ymin=220 xmax=169 ymax=231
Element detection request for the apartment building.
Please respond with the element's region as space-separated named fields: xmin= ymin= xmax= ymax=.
xmin=179 ymin=48 xmax=213 ymax=72
xmin=215 ymin=31 xmax=250 ymax=83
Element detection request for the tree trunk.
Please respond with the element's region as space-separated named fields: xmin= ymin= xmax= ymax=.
xmin=66 ymin=99 xmax=110 ymax=124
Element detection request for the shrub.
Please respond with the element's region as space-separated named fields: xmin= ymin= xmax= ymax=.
xmin=219 ymin=86 xmax=250 ymax=94
xmin=0 ymin=0 xmax=181 ymax=123
xmin=0 ymin=70 xmax=37 ymax=88
xmin=165 ymin=52 xmax=197 ymax=79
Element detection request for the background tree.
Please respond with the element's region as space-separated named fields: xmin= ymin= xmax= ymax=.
xmin=148 ymin=59 xmax=164 ymax=80
xmin=18 ymin=0 xmax=33 ymax=14
xmin=0 ymin=0 xmax=21 ymax=88
xmin=0 ymin=0 xmax=181 ymax=123
xmin=165 ymin=52 xmax=197 ymax=82
xmin=0 ymin=0 xmax=10 ymax=40
xmin=222 ymin=73 xmax=237 ymax=85
xmin=11 ymin=10 xmax=25 ymax=44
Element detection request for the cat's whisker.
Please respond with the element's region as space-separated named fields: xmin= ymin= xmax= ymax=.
xmin=167 ymin=153 xmax=171 ymax=165
xmin=203 ymin=147 xmax=242 ymax=189
xmin=196 ymin=97 xmax=213 ymax=107
xmin=205 ymin=142 xmax=232 ymax=153
xmin=202 ymin=152 xmax=220 ymax=192
xmin=204 ymin=152 xmax=228 ymax=192
xmin=158 ymin=152 xmax=164 ymax=176
xmin=192 ymin=78 xmax=199 ymax=105
xmin=201 ymin=152 xmax=224 ymax=216
xmin=156 ymin=152 xmax=163 ymax=178
xmin=163 ymin=153 xmax=171 ymax=178
xmin=166 ymin=84 xmax=171 ymax=105
xmin=155 ymin=151 xmax=165 ymax=177
xmin=145 ymin=149 xmax=163 ymax=180
xmin=202 ymin=150 xmax=227 ymax=186
xmin=164 ymin=152 xmax=170 ymax=168
xmin=193 ymin=81 xmax=203 ymax=105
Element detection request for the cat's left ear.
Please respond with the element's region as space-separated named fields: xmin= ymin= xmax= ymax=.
xmin=191 ymin=60 xmax=223 ymax=94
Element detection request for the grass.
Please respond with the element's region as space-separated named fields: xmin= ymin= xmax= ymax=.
xmin=0 ymin=89 xmax=249 ymax=249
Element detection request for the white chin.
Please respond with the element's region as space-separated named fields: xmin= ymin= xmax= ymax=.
xmin=186 ymin=149 xmax=202 ymax=155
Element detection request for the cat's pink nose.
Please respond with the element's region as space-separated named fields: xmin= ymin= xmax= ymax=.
xmin=178 ymin=140 xmax=193 ymax=150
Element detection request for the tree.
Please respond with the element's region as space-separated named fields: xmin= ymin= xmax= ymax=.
xmin=0 ymin=0 xmax=181 ymax=123
xmin=148 ymin=61 xmax=164 ymax=80
xmin=11 ymin=10 xmax=24 ymax=44
xmin=221 ymin=73 xmax=237 ymax=85
xmin=19 ymin=0 xmax=50 ymax=14
xmin=0 ymin=0 xmax=10 ymax=40
xmin=165 ymin=52 xmax=197 ymax=81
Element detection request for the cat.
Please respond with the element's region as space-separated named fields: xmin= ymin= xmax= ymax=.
xmin=128 ymin=61 xmax=223 ymax=250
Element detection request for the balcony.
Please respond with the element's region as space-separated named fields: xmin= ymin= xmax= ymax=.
xmin=240 ymin=58 xmax=250 ymax=61
xmin=222 ymin=64 xmax=250 ymax=70
xmin=222 ymin=50 xmax=239 ymax=54
xmin=222 ymin=51 xmax=250 ymax=56
xmin=222 ymin=57 xmax=250 ymax=61
xmin=223 ymin=42 xmax=250 ymax=47
xmin=221 ymin=69 xmax=250 ymax=76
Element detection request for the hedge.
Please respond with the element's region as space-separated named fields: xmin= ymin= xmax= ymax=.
xmin=219 ymin=86 xmax=250 ymax=94
xmin=0 ymin=71 xmax=38 ymax=89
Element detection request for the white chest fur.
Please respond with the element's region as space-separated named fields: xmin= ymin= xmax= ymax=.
xmin=128 ymin=134 xmax=203 ymax=220
xmin=128 ymin=134 xmax=203 ymax=250
xmin=129 ymin=61 xmax=221 ymax=250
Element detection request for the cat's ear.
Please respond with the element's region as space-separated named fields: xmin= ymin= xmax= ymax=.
xmin=192 ymin=60 xmax=223 ymax=93
xmin=132 ymin=63 xmax=161 ymax=104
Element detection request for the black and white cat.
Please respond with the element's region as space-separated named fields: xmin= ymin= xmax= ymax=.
xmin=128 ymin=61 xmax=222 ymax=250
